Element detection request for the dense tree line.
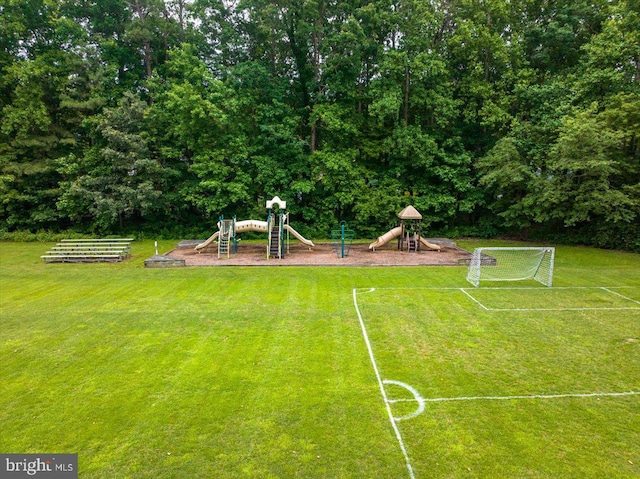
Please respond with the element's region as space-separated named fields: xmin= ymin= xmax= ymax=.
xmin=1 ymin=0 xmax=638 ymax=250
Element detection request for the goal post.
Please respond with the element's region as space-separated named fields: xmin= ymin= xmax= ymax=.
xmin=466 ymin=247 xmax=555 ymax=287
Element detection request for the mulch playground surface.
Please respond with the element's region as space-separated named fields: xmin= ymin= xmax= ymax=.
xmin=168 ymin=239 xmax=472 ymax=266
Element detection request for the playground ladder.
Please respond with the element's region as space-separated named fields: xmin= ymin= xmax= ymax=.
xmin=218 ymin=219 xmax=233 ymax=259
xmin=266 ymin=206 xmax=285 ymax=259
xmin=269 ymin=227 xmax=280 ymax=257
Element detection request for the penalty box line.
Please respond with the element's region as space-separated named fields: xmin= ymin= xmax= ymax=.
xmin=353 ymin=286 xmax=639 ymax=478
xmin=460 ymin=286 xmax=640 ymax=311
xmin=356 ymin=286 xmax=640 ymax=311
xmin=356 ymin=288 xmax=639 ymax=405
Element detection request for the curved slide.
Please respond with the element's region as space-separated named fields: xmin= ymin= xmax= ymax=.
xmin=195 ymin=231 xmax=220 ymax=251
xmin=369 ymin=226 xmax=441 ymax=251
xmin=369 ymin=226 xmax=403 ymax=250
xmin=195 ymin=220 xmax=313 ymax=251
xmin=284 ymin=224 xmax=315 ymax=247
xmin=419 ymin=237 xmax=441 ymax=251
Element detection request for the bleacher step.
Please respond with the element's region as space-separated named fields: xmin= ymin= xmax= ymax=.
xmin=42 ymin=239 xmax=133 ymax=263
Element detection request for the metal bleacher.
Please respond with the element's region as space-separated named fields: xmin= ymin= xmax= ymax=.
xmin=41 ymin=238 xmax=134 ymax=263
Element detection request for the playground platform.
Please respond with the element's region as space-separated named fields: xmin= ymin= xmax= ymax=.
xmin=166 ymin=239 xmax=471 ymax=267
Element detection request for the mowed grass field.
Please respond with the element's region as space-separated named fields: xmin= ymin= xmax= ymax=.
xmin=1 ymin=240 xmax=639 ymax=478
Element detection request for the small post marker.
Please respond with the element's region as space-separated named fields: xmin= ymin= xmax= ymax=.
xmin=155 ymin=241 xmax=158 ymax=256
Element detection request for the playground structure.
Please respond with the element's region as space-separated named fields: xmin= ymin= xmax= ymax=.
xmin=331 ymin=221 xmax=355 ymax=258
xmin=369 ymin=206 xmax=441 ymax=252
xmin=194 ymin=196 xmax=314 ymax=259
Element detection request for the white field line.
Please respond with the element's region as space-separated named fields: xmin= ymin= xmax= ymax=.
xmin=352 ymin=288 xmax=416 ymax=479
xmin=485 ymin=307 xmax=640 ymax=311
xmin=383 ymin=380 xmax=426 ymax=421
xmin=357 ymin=286 xmax=636 ymax=291
xmin=357 ymin=286 xmax=640 ymax=311
xmin=459 ymin=287 xmax=640 ymax=311
xmin=459 ymin=288 xmax=489 ymax=310
xmin=422 ymin=391 xmax=640 ymax=403
xmin=354 ymin=286 xmax=464 ymax=293
xmin=601 ymin=287 xmax=640 ymax=306
xmin=353 ymin=285 xmax=639 ymax=477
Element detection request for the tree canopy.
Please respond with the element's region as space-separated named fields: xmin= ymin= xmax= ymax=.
xmin=1 ymin=0 xmax=638 ymax=250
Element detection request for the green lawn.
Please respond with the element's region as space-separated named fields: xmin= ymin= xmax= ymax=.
xmin=1 ymin=240 xmax=639 ymax=478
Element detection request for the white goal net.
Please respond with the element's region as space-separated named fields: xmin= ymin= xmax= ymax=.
xmin=466 ymin=247 xmax=555 ymax=287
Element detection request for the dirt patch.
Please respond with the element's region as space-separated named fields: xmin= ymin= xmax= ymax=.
xmin=167 ymin=240 xmax=472 ymax=267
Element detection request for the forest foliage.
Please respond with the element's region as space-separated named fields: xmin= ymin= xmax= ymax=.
xmin=1 ymin=0 xmax=639 ymax=250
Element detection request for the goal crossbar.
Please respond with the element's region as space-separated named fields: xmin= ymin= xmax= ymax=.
xmin=466 ymin=247 xmax=555 ymax=288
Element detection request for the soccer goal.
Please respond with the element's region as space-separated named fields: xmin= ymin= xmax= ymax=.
xmin=466 ymin=247 xmax=555 ymax=287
